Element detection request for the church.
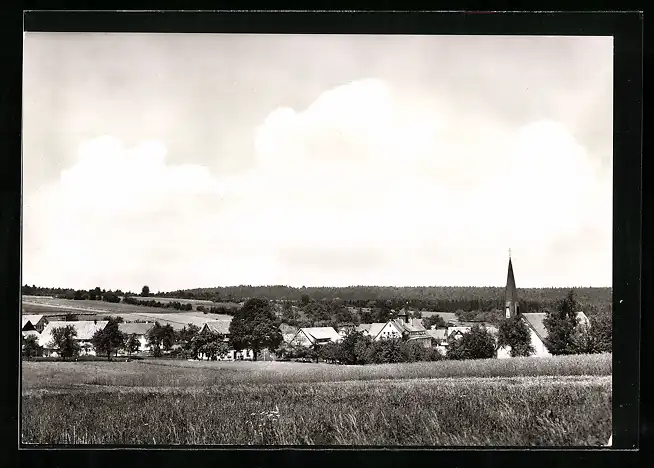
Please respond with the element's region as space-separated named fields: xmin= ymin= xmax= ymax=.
xmin=496 ymin=252 xmax=589 ymax=359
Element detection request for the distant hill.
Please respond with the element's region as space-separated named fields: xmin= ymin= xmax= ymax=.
xmin=22 ymin=285 xmax=613 ymax=315
xmin=178 ymin=285 xmax=612 ymax=314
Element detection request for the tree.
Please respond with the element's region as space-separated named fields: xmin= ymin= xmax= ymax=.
xmin=228 ymin=298 xmax=283 ymax=361
xmin=359 ymin=307 xmax=374 ymax=324
xmin=423 ymin=314 xmax=446 ymax=329
xmin=102 ymin=291 xmax=121 ymax=303
xmin=22 ymin=335 xmax=42 ymax=360
xmin=91 ymin=318 xmax=126 ymax=361
xmin=497 ymin=317 xmax=535 ymax=357
xmin=124 ymin=334 xmax=141 ymax=356
xmin=89 ymin=286 xmax=102 ymax=300
xmin=281 ymin=302 xmax=299 ymax=324
xmin=572 ymin=311 xmax=612 ymax=354
xmin=543 ymin=290 xmax=580 ymax=355
xmin=73 ymin=290 xmax=86 ymax=300
xmin=146 ymin=322 xmax=176 ymax=357
xmin=141 ymin=285 xmax=150 ymax=297
xmin=446 ymin=325 xmax=496 ymax=360
xmin=589 ymin=311 xmax=612 ymax=353
xmin=48 ymin=325 xmax=81 ymax=360
xmin=177 ymin=324 xmax=200 ymax=357
xmin=300 ymin=294 xmax=311 ymax=306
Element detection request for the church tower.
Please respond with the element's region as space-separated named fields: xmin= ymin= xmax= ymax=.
xmin=504 ymin=251 xmax=519 ymax=319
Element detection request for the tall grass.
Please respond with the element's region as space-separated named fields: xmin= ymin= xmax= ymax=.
xmin=20 ymin=354 xmax=612 ymax=446
xmin=21 ymin=376 xmax=611 ymax=446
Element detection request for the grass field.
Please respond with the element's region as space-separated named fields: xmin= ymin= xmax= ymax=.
xmin=21 ymin=354 xmax=612 ymax=446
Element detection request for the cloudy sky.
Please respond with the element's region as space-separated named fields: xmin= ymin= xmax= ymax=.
xmin=22 ymin=33 xmax=613 ymax=292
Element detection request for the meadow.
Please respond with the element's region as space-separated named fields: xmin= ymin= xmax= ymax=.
xmin=21 ymin=354 xmax=612 ymax=446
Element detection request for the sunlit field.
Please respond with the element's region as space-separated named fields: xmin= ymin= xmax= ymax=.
xmin=21 ymin=354 xmax=612 ymax=446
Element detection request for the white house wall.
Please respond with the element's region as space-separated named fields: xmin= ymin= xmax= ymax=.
xmin=374 ymin=322 xmax=403 ymax=341
xmin=529 ymin=328 xmax=551 ymax=357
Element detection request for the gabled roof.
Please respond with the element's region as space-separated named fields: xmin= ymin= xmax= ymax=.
xmin=118 ymin=322 xmax=154 ymax=335
xmin=202 ymin=320 xmax=231 ymax=335
xmin=22 ymin=315 xmax=44 ymax=328
xmin=521 ymin=312 xmax=589 ymax=342
xmin=301 ymin=327 xmax=341 ymax=342
xmin=394 ymin=318 xmax=427 ymax=333
xmin=39 ymin=320 xmax=109 ymax=347
xmin=367 ymin=323 xmax=389 ymax=339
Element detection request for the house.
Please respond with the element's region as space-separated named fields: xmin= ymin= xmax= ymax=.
xmin=359 ymin=315 xmax=433 ymax=348
xmin=291 ymin=327 xmax=341 ymax=347
xmin=38 ymin=320 xmax=108 ymax=356
xmin=118 ymin=322 xmax=154 ymax=354
xmin=22 ymin=314 xmax=49 ymax=333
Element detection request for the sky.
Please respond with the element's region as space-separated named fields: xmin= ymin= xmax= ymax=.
xmin=22 ymin=33 xmax=613 ymax=292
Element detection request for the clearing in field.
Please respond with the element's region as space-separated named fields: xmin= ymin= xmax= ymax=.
xmin=21 ymin=354 xmax=612 ymax=446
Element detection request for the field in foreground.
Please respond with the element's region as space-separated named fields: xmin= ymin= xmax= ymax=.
xmin=21 ymin=354 xmax=612 ymax=446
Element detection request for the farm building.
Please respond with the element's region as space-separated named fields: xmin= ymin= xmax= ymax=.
xmin=357 ymin=315 xmax=432 ymax=348
xmin=118 ymin=322 xmax=154 ymax=354
xmin=22 ymin=314 xmax=49 ymax=333
xmin=38 ymin=320 xmax=108 ymax=356
xmin=291 ymin=327 xmax=341 ymax=347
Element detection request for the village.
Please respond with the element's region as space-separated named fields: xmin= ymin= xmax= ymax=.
xmin=21 ymin=256 xmax=592 ymax=362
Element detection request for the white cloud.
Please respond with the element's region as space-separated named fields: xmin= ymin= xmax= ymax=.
xmin=23 ymin=79 xmax=611 ymax=291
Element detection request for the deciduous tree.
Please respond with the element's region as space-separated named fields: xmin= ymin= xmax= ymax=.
xmin=422 ymin=314 xmax=446 ymax=329
xmin=124 ymin=334 xmax=141 ymax=356
xmin=48 ymin=325 xmax=81 ymax=360
xmin=22 ymin=335 xmax=42 ymax=360
xmin=497 ymin=316 xmax=535 ymax=357
xmin=91 ymin=318 xmax=126 ymax=361
xmin=543 ymin=290 xmax=580 ymax=355
xmin=446 ymin=325 xmax=496 ymax=360
xmin=228 ymin=298 xmax=283 ymax=361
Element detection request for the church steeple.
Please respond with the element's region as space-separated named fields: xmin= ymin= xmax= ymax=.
xmin=505 ymin=251 xmax=519 ymax=319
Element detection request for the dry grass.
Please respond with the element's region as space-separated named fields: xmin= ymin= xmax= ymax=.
xmin=21 ymin=354 xmax=612 ymax=446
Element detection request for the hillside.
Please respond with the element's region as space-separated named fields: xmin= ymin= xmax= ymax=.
xmin=178 ymin=285 xmax=613 ymax=313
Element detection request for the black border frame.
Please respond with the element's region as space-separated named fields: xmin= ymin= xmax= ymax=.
xmin=3 ymin=9 xmax=644 ymax=468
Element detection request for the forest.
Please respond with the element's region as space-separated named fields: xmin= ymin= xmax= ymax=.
xmin=22 ymin=284 xmax=612 ymax=315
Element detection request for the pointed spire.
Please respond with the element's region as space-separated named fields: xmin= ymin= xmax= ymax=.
xmin=505 ymin=253 xmax=518 ymax=318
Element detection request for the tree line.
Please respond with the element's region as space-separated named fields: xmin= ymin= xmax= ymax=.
xmin=22 ymin=284 xmax=612 ymax=315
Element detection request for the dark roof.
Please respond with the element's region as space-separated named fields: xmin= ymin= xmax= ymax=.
xmin=505 ymin=257 xmax=518 ymax=304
